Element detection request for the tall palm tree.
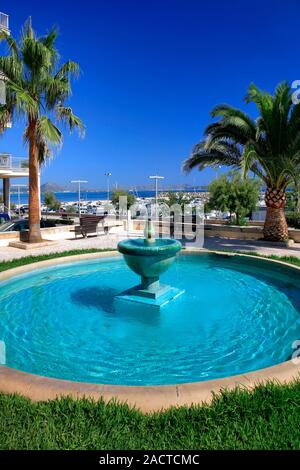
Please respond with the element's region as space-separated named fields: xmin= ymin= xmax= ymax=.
xmin=183 ymin=82 xmax=300 ymax=241
xmin=0 ymin=19 xmax=84 ymax=242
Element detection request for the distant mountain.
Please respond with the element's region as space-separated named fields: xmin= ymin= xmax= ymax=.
xmin=40 ymin=182 xmax=209 ymax=193
xmin=40 ymin=182 xmax=66 ymax=193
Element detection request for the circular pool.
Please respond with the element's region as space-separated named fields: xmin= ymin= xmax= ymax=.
xmin=0 ymin=252 xmax=299 ymax=386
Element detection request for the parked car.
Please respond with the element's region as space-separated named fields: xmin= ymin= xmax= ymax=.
xmin=89 ymin=206 xmax=108 ymax=216
xmin=0 ymin=218 xmax=56 ymax=232
xmin=19 ymin=205 xmax=29 ymax=214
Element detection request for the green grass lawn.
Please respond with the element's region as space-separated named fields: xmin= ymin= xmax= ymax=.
xmin=220 ymin=250 xmax=300 ymax=268
xmin=0 ymin=248 xmax=115 ymax=273
xmin=0 ymin=249 xmax=299 ymax=450
xmin=0 ymin=381 xmax=299 ymax=450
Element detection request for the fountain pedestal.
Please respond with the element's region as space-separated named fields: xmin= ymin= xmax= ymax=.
xmin=116 ymin=279 xmax=184 ymax=308
xmin=117 ymin=223 xmax=184 ymax=307
xmin=128 ymin=276 xmax=177 ymax=301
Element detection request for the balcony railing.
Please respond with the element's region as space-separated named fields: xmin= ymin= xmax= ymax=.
xmin=0 ymin=13 xmax=9 ymax=32
xmin=0 ymin=154 xmax=28 ymax=172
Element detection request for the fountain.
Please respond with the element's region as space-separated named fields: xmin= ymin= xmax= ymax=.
xmin=117 ymin=218 xmax=184 ymax=307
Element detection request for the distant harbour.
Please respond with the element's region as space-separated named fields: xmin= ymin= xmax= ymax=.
xmin=9 ymin=189 xmax=209 ymax=205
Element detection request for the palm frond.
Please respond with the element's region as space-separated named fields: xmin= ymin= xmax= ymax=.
xmin=0 ymin=31 xmax=19 ymax=59
xmin=242 ymin=144 xmax=267 ymax=182
xmin=37 ymin=139 xmax=52 ymax=163
xmin=288 ymin=102 xmax=300 ymax=141
xmin=211 ymin=104 xmax=257 ymax=133
xmin=40 ymin=28 xmax=59 ymax=70
xmin=36 ymin=115 xmax=62 ymax=146
xmin=0 ymin=104 xmax=12 ymax=133
xmin=40 ymin=28 xmax=58 ymax=51
xmin=44 ymin=76 xmax=70 ymax=108
xmin=22 ymin=37 xmax=53 ymax=75
xmin=24 ymin=118 xmax=60 ymax=164
xmin=183 ymin=139 xmax=241 ymax=174
xmin=6 ymin=80 xmax=38 ymax=117
xmin=0 ymin=56 xmax=22 ymax=82
xmin=56 ymin=104 xmax=85 ymax=136
xmin=55 ymin=60 xmax=80 ymax=80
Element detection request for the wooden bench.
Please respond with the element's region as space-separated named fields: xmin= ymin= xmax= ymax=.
xmin=71 ymin=215 xmax=107 ymax=238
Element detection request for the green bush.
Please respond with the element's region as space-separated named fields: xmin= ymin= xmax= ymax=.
xmin=41 ymin=219 xmax=56 ymax=228
xmin=43 ymin=192 xmax=61 ymax=211
xmin=227 ymin=216 xmax=248 ymax=226
xmin=286 ymin=212 xmax=300 ymax=229
xmin=112 ymin=190 xmax=136 ymax=211
xmin=53 ymin=218 xmax=74 ymax=225
xmin=207 ymin=172 xmax=260 ymax=225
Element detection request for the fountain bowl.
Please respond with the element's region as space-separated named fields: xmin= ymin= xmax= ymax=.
xmin=117 ymin=238 xmax=182 ymax=278
xmin=117 ymin=238 xmax=183 ymax=307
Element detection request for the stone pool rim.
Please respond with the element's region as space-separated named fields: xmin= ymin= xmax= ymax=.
xmin=0 ymin=248 xmax=299 ymax=413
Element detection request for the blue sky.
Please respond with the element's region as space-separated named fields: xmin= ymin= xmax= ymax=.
xmin=1 ymin=0 xmax=300 ymax=189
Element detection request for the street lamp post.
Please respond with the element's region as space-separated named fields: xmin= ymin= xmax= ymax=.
xmin=149 ymin=175 xmax=164 ymax=219
xmin=71 ymin=180 xmax=88 ymax=216
xmin=149 ymin=175 xmax=164 ymax=206
xmin=104 ymin=172 xmax=112 ymax=201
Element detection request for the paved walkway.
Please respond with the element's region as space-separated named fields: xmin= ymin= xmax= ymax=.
xmin=203 ymin=237 xmax=300 ymax=258
xmin=1 ymin=233 xmax=300 ymax=262
xmin=0 ymin=233 xmax=126 ymax=261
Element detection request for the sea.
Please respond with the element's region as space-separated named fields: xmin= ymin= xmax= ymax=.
xmin=9 ymin=189 xmax=208 ymax=206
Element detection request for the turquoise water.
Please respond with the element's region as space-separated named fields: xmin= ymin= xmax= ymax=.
xmin=0 ymin=253 xmax=299 ymax=385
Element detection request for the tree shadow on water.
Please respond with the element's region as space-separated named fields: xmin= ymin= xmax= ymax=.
xmin=71 ymin=286 xmax=161 ymax=325
xmin=71 ymin=287 xmax=118 ymax=313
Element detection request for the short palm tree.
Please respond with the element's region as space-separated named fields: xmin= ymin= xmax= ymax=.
xmin=183 ymin=82 xmax=300 ymax=241
xmin=0 ymin=19 xmax=84 ymax=242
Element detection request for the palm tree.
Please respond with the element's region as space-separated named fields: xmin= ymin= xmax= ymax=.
xmin=0 ymin=19 xmax=84 ymax=242
xmin=183 ymin=82 xmax=300 ymax=241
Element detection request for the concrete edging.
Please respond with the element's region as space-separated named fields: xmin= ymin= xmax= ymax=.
xmin=0 ymin=248 xmax=299 ymax=413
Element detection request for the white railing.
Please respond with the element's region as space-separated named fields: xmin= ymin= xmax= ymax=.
xmin=0 ymin=13 xmax=9 ymax=31
xmin=11 ymin=157 xmax=29 ymax=170
xmin=0 ymin=154 xmax=28 ymax=171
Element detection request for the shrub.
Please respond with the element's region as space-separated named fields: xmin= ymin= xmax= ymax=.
xmin=44 ymin=192 xmax=61 ymax=212
xmin=228 ymin=216 xmax=248 ymax=226
xmin=207 ymin=172 xmax=260 ymax=225
xmin=112 ymin=190 xmax=136 ymax=211
xmin=286 ymin=212 xmax=300 ymax=229
xmin=53 ymin=218 xmax=74 ymax=225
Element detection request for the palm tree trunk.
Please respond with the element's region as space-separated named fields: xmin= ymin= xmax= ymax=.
xmin=263 ymin=187 xmax=288 ymax=241
xmin=28 ymin=119 xmax=42 ymax=243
